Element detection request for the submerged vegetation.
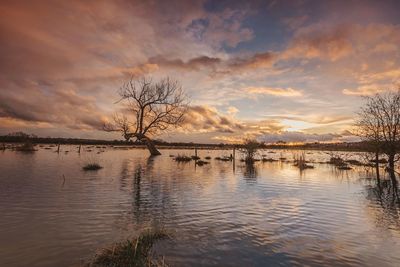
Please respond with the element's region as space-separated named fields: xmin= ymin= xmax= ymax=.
xmin=293 ymin=152 xmax=314 ymax=170
xmin=215 ymin=156 xmax=232 ymax=161
xmin=15 ymin=142 xmax=36 ymax=152
xmin=87 ymin=229 xmax=169 ymax=267
xmin=83 ymin=163 xmax=103 ymax=171
xmin=196 ymin=160 xmax=209 ymax=166
xmin=174 ymin=155 xmax=192 ymax=162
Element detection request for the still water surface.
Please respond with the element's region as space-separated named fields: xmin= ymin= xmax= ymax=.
xmin=1 ymin=146 xmax=400 ymax=266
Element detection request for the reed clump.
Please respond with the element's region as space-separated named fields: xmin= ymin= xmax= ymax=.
xmin=15 ymin=142 xmax=36 ymax=152
xmin=215 ymin=156 xmax=232 ymax=161
xmin=83 ymin=163 xmax=103 ymax=171
xmin=328 ymin=156 xmax=353 ymax=170
xmin=262 ymin=158 xmax=277 ymax=162
xmin=87 ymin=229 xmax=170 ymax=267
xmin=174 ymin=155 xmax=192 ymax=162
xmin=294 ymin=153 xmax=314 ymax=170
xmin=196 ymin=160 xmax=209 ymax=166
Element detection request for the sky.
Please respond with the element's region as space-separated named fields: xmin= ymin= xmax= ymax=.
xmin=0 ymin=0 xmax=400 ymax=144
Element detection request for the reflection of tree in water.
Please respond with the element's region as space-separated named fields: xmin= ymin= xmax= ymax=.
xmin=242 ymin=163 xmax=258 ymax=181
xmin=118 ymin=156 xmax=177 ymax=226
xmin=364 ymin=171 xmax=400 ymax=230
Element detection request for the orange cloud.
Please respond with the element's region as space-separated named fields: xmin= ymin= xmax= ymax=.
xmin=281 ymin=24 xmax=353 ymax=61
xmin=245 ymin=87 xmax=302 ymax=97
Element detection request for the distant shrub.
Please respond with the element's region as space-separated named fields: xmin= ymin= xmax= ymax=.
xmin=16 ymin=142 xmax=36 ymax=152
xmin=240 ymin=139 xmax=260 ymax=164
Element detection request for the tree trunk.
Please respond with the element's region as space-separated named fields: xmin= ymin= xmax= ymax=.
xmin=144 ymin=137 xmax=161 ymax=156
xmin=388 ymin=153 xmax=397 ymax=186
xmin=375 ymin=152 xmax=381 ymax=187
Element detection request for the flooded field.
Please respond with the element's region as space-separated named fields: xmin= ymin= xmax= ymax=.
xmin=1 ymin=146 xmax=400 ymax=266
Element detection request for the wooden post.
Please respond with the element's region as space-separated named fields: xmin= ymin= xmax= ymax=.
xmin=78 ymin=145 xmax=81 ymax=153
xmin=195 ymin=147 xmax=198 ymax=158
xmin=233 ymin=147 xmax=235 ymax=160
xmin=57 ymin=144 xmax=60 ymax=153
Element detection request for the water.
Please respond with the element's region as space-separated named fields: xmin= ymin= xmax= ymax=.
xmin=1 ymin=146 xmax=400 ymax=266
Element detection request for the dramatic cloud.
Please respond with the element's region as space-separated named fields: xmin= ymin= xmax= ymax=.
xmin=0 ymin=80 xmax=106 ymax=130
xmin=281 ymin=24 xmax=353 ymax=62
xmin=1 ymin=0 xmax=399 ymax=142
xmin=147 ymin=55 xmax=222 ymax=71
xmin=181 ymin=105 xmax=244 ymax=133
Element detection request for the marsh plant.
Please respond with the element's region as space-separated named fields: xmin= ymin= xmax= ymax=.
xmin=174 ymin=155 xmax=192 ymax=162
xmin=293 ymin=152 xmax=314 ymax=170
xmin=15 ymin=141 xmax=36 ymax=152
xmin=87 ymin=228 xmax=170 ymax=267
xmin=83 ymin=163 xmax=103 ymax=171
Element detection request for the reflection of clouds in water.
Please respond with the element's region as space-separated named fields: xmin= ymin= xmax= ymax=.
xmin=2 ymin=147 xmax=400 ymax=266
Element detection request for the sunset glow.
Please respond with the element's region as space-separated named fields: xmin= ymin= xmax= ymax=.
xmin=1 ymin=0 xmax=399 ymax=143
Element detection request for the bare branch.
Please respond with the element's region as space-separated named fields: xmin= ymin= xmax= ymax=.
xmin=104 ymin=75 xmax=189 ymax=155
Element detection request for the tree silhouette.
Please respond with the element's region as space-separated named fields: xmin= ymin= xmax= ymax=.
xmin=356 ymin=90 xmax=400 ymax=185
xmin=105 ymin=76 xmax=188 ymax=155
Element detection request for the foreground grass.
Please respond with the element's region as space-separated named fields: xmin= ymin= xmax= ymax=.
xmin=87 ymin=229 xmax=169 ymax=267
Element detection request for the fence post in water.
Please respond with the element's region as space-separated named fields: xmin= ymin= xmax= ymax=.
xmin=57 ymin=144 xmax=60 ymax=153
xmin=195 ymin=147 xmax=198 ymax=158
xmin=78 ymin=145 xmax=81 ymax=153
xmin=232 ymin=147 xmax=235 ymax=160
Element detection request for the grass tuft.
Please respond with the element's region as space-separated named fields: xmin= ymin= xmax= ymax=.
xmin=87 ymin=229 xmax=170 ymax=267
xmin=174 ymin=155 xmax=192 ymax=162
xmin=196 ymin=160 xmax=209 ymax=166
xmin=83 ymin=163 xmax=103 ymax=171
xmin=293 ymin=153 xmax=314 ymax=170
xmin=262 ymin=158 xmax=277 ymax=162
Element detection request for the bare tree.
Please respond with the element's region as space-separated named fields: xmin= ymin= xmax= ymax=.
xmin=105 ymin=76 xmax=188 ymax=155
xmin=240 ymin=139 xmax=260 ymax=164
xmin=355 ymin=90 xmax=400 ymax=185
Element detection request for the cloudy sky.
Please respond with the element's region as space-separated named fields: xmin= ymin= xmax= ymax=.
xmin=1 ymin=0 xmax=400 ymax=143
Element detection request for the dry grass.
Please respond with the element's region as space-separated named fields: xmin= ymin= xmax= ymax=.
xmin=87 ymin=229 xmax=170 ymax=267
